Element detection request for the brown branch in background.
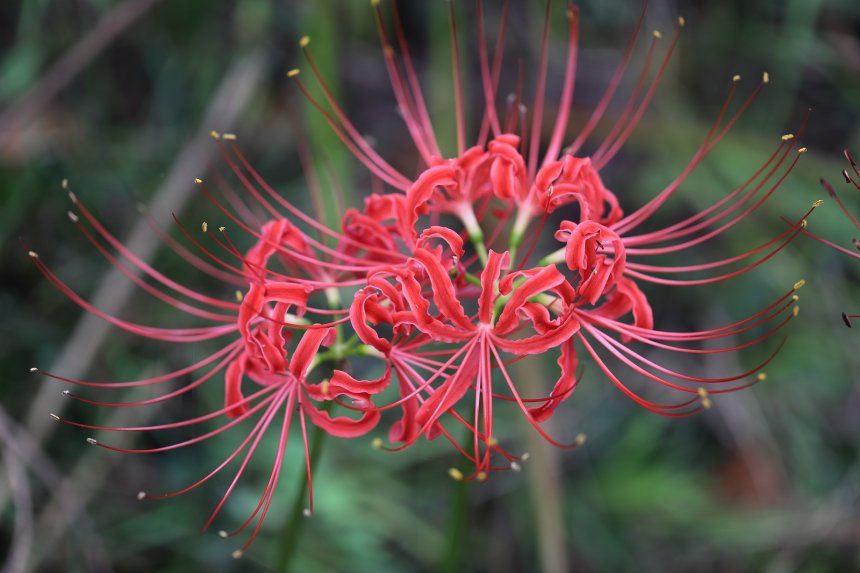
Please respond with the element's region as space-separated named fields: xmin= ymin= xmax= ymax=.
xmin=1 ymin=436 xmax=34 ymax=573
xmin=513 ymin=360 xmax=571 ymax=573
xmin=2 ymin=53 xmax=267 ymax=524
xmin=0 ymin=405 xmax=111 ymax=573
xmin=0 ymin=0 xmax=162 ymax=145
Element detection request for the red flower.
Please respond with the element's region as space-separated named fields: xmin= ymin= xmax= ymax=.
xmin=287 ymin=0 xmax=812 ymax=475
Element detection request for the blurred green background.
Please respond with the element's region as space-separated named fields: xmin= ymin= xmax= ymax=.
xmin=2 ymin=0 xmax=860 ymax=571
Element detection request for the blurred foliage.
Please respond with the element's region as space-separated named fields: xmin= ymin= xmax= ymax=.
xmin=2 ymin=0 xmax=860 ymax=572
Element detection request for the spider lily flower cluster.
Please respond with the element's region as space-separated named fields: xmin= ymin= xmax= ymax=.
xmin=29 ymin=0 xmax=813 ymax=554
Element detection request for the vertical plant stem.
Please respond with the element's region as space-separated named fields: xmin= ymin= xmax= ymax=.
xmin=275 ymin=403 xmax=331 ymax=573
xmin=442 ymin=477 xmax=470 ymax=573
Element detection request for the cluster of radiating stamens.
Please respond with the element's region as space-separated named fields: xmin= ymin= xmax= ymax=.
xmin=27 ymin=0 xmax=817 ymax=555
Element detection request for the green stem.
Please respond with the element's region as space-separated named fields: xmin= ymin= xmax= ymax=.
xmin=442 ymin=476 xmax=470 ymax=573
xmin=275 ymin=401 xmax=333 ymax=572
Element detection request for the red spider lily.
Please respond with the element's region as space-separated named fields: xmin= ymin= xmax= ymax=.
xmin=287 ymin=0 xmax=813 ymax=476
xmin=29 ymin=0 xmax=815 ymax=555
xmin=27 ymin=176 xmax=392 ymax=555
xmin=807 ymin=149 xmax=860 ymax=327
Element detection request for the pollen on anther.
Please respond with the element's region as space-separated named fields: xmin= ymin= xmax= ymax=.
xmin=448 ymin=468 xmax=464 ymax=481
xmin=28 ymin=251 xmax=39 ymax=259
xmin=697 ymin=388 xmax=712 ymax=409
xmin=61 ymin=178 xmax=69 ymax=189
xmin=371 ymin=437 xmax=383 ymax=449
xmin=812 ymin=199 xmax=824 ymax=208
xmin=762 ymin=71 xmax=770 ymax=84
xmin=219 ymin=226 xmax=226 ymax=232
xmin=798 ymin=147 xmax=808 ymax=154
xmin=510 ymin=461 xmax=522 ymax=472
xmin=201 ymin=222 xmax=208 ymax=233
xmin=210 ymin=130 xmax=221 ymax=140
xmin=194 ymin=178 xmax=203 ymax=184
xmin=29 ymin=367 xmax=38 ymax=373
xmin=477 ymin=471 xmax=488 ymax=482
xmin=794 ymin=279 xmax=806 ymax=290
xmin=299 ymin=36 xmax=310 ymax=48
xmin=800 ymin=219 xmax=808 ymax=229
xmin=287 ymin=69 xmax=301 ymax=78
xmin=232 ymin=550 xmax=243 ymax=560
xmin=137 ymin=491 xmax=146 ymax=500
xmin=575 ymin=433 xmax=587 ymax=446
xmin=487 ymin=436 xmax=498 ymax=447
xmin=652 ymin=30 xmax=662 ymax=39
xmin=302 ymin=508 xmax=312 ymax=518
xmin=86 ymin=437 xmax=98 ymax=445
xmin=781 ymin=133 xmax=794 ymax=141
xmin=792 ymin=294 xmax=799 ymax=302
xmin=678 ymin=16 xmax=686 ymax=27
xmin=218 ymin=530 xmax=229 ymax=539
xmin=49 ymin=413 xmax=60 ymax=421
xmin=520 ymin=452 xmax=531 ymax=462
xmin=222 ymin=133 xmax=237 ymax=140
xmin=67 ymin=211 xmax=79 ymax=223
xmin=235 ymin=290 xmax=244 ymax=303
xmin=370 ymin=0 xmax=380 ymax=6
xmin=757 ymin=372 xmax=767 ymax=381
xmin=732 ymin=74 xmax=742 ymax=82
xmin=793 ymin=306 xmax=800 ymax=317
xmin=61 ymin=390 xmax=70 ymax=396
xmin=320 ymin=379 xmax=330 ymax=396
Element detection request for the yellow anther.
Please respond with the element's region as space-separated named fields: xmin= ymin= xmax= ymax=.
xmin=732 ymin=74 xmax=742 ymax=82
xmin=487 ymin=436 xmax=498 ymax=447
xmin=652 ymin=30 xmax=663 ymax=39
xmin=575 ymin=433 xmax=587 ymax=446
xmin=235 ymin=290 xmax=244 ymax=302
xmin=222 ymin=133 xmax=237 ymax=140
xmin=762 ymin=71 xmax=770 ymax=84
xmin=678 ymin=16 xmax=686 ymax=27
xmin=371 ymin=0 xmax=380 ymax=6
xmin=320 ymin=379 xmax=330 ymax=396
xmin=219 ymin=226 xmax=226 ymax=232
xmin=287 ymin=68 xmax=301 ymax=78
xmin=448 ymin=468 xmax=464 ymax=481
xmin=201 ymin=221 xmax=208 ymax=233
xmin=194 ymin=178 xmax=203 ymax=184
xmin=697 ymin=388 xmax=712 ymax=409
xmin=61 ymin=178 xmax=69 ymax=189
xmin=793 ymin=279 xmax=805 ymax=290
xmin=812 ymin=199 xmax=824 ymax=208
xmin=210 ymin=130 xmax=221 ymax=140
xmin=757 ymin=372 xmax=767 ymax=381
xmin=791 ymin=294 xmax=799 ymax=301
xmin=798 ymin=147 xmax=808 ymax=154
xmin=781 ymin=134 xmax=794 ymax=141
xmin=476 ymin=471 xmax=488 ymax=482
xmin=793 ymin=306 xmax=800 ymax=317
xmin=371 ymin=437 xmax=383 ymax=449
xmin=800 ymin=218 xmax=808 ymax=229
xmin=299 ymin=36 xmax=310 ymax=48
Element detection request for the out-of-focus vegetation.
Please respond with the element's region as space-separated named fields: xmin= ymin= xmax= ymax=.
xmin=2 ymin=0 xmax=859 ymax=571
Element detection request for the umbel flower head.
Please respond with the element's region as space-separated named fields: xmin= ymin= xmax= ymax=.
xmin=28 ymin=0 xmax=813 ymax=554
